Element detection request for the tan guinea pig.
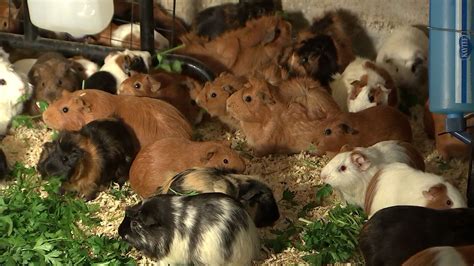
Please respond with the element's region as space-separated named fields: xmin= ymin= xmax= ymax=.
xmin=312 ymin=105 xmax=413 ymax=155
xmin=118 ymin=72 xmax=203 ymax=125
xmin=42 ymin=89 xmax=192 ymax=149
xmin=129 ymin=137 xmax=246 ymax=198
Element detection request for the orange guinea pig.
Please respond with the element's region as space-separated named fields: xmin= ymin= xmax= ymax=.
xmin=312 ymin=105 xmax=413 ymax=155
xmin=118 ymin=72 xmax=203 ymax=125
xmin=129 ymin=137 xmax=246 ymax=198
xmin=42 ymin=89 xmax=192 ymax=149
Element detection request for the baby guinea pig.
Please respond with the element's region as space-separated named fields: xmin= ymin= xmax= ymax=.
xmin=364 ymin=163 xmax=466 ymax=218
xmin=320 ymin=140 xmax=424 ymax=207
xmin=359 ymin=206 xmax=474 ymax=266
xmin=402 ymin=245 xmax=474 ymax=266
xmin=118 ymin=193 xmax=260 ymax=265
xmin=118 ymin=72 xmax=203 ymax=125
xmin=129 ymin=137 xmax=246 ymax=198
xmin=312 ymin=105 xmax=413 ymax=155
xmin=37 ymin=118 xmax=139 ymax=200
xmin=158 ymin=167 xmax=279 ymax=227
xmin=0 ymin=148 xmax=8 ymax=179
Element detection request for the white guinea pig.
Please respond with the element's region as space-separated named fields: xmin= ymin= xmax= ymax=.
xmin=376 ymin=26 xmax=428 ymax=90
xmin=112 ymin=23 xmax=169 ymax=50
xmin=0 ymin=61 xmax=33 ymax=136
xmin=365 ymin=163 xmax=466 ymax=218
xmin=118 ymin=193 xmax=260 ymax=265
xmin=320 ymin=140 xmax=425 ymax=206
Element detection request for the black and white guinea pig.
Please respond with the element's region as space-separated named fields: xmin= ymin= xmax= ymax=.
xmin=158 ymin=167 xmax=279 ymax=227
xmin=359 ymin=206 xmax=474 ymax=266
xmin=118 ymin=193 xmax=260 ymax=265
xmin=0 ymin=148 xmax=8 ymax=179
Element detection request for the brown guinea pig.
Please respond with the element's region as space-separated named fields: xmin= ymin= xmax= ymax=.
xmin=192 ymin=72 xmax=247 ymax=129
xmin=312 ymin=106 xmax=413 ymax=155
xmin=42 ymin=89 xmax=192 ymax=149
xmin=0 ymin=1 xmax=20 ymax=33
xmin=402 ymin=245 xmax=474 ymax=266
xmin=118 ymin=72 xmax=203 ymax=125
xmin=129 ymin=137 xmax=246 ymax=198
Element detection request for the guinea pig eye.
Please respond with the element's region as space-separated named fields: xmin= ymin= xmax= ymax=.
xmin=368 ymin=95 xmax=375 ymax=103
xmin=446 ymin=199 xmax=453 ymax=206
xmin=0 ymin=79 xmax=6 ymax=85
xmin=57 ymin=80 xmax=62 ymax=86
xmin=223 ymin=159 xmax=229 ymax=164
xmin=62 ymin=107 xmax=69 ymax=113
xmin=245 ymin=96 xmax=252 ymax=102
xmin=133 ymin=82 xmax=141 ymax=89
xmin=324 ymin=128 xmax=332 ymax=135
xmin=339 ymin=165 xmax=346 ymax=172
xmin=211 ymin=92 xmax=217 ymax=98
xmin=131 ymin=220 xmax=139 ymax=228
xmin=41 ymin=82 xmax=45 ymax=87
xmin=300 ymin=57 xmax=308 ymax=64
xmin=62 ymin=156 xmax=68 ymax=163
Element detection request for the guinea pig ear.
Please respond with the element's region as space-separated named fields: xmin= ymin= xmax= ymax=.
xmin=339 ymin=144 xmax=354 ymax=153
xmin=263 ymin=26 xmax=279 ymax=45
xmin=422 ymin=183 xmax=446 ymax=201
xmin=74 ymin=96 xmax=91 ymax=112
xmin=350 ymin=151 xmax=370 ymax=171
xmin=339 ymin=123 xmax=356 ymax=134
xmin=147 ymin=76 xmax=161 ymax=93
xmin=200 ymin=148 xmax=218 ymax=163
xmin=222 ymin=85 xmax=236 ymax=94
xmin=257 ymin=91 xmax=276 ymax=105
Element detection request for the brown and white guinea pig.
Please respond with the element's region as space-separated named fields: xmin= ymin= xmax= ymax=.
xmin=330 ymin=57 xmax=398 ymax=112
xmin=364 ymin=163 xmax=466 ymax=218
xmin=0 ymin=1 xmax=20 ymax=33
xmin=359 ymin=206 xmax=474 ymax=266
xmin=42 ymin=89 xmax=192 ymax=149
xmin=84 ymin=49 xmax=151 ymax=94
xmin=376 ymin=26 xmax=428 ymax=94
xmin=402 ymin=245 xmax=474 ymax=266
xmin=320 ymin=140 xmax=424 ymax=207
xmin=178 ymin=15 xmax=292 ymax=76
xmin=68 ymin=56 xmax=99 ymax=80
xmin=118 ymin=72 xmax=203 ymax=125
xmin=27 ymin=52 xmax=83 ymax=114
xmin=158 ymin=167 xmax=279 ymax=227
xmin=192 ymin=72 xmax=247 ymax=129
xmin=129 ymin=137 xmax=246 ymax=198
xmin=288 ymin=10 xmax=355 ymax=86
xmin=118 ymin=193 xmax=260 ymax=265
xmin=311 ymin=105 xmax=413 ymax=155
xmin=36 ymin=118 xmax=139 ymax=200
xmin=0 ymin=147 xmax=8 ymax=179
xmin=111 ymin=24 xmax=169 ymax=50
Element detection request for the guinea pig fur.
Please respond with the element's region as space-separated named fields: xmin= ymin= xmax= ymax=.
xmin=69 ymin=56 xmax=99 ymax=79
xmin=118 ymin=193 xmax=260 ymax=265
xmin=0 ymin=60 xmax=33 ymax=136
xmin=158 ymin=167 xmax=279 ymax=227
xmin=118 ymin=72 xmax=203 ymax=125
xmin=0 ymin=1 xmax=20 ymax=33
xmin=358 ymin=206 xmax=474 ymax=266
xmin=129 ymin=137 xmax=246 ymax=198
xmin=402 ymin=245 xmax=474 ymax=266
xmin=320 ymin=140 xmax=425 ymax=207
xmin=376 ymin=26 xmax=428 ymax=91
xmin=110 ymin=23 xmax=169 ymax=50
xmin=311 ymin=105 xmax=413 ymax=155
xmin=0 ymin=148 xmax=8 ymax=179
xmin=42 ymin=89 xmax=192 ymax=149
xmin=364 ymin=163 xmax=466 ymax=218
xmin=36 ymin=118 xmax=139 ymax=200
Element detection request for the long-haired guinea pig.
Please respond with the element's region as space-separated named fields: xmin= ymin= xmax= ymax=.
xmin=0 ymin=1 xmax=20 ymax=33
xmin=27 ymin=52 xmax=83 ymax=114
xmin=359 ymin=206 xmax=474 ymax=266
xmin=0 ymin=60 xmax=33 ymax=136
xmin=37 ymin=118 xmax=139 ymax=200
xmin=178 ymin=15 xmax=292 ymax=76
xmin=42 ymin=89 xmax=192 ymax=149
xmin=118 ymin=193 xmax=260 ymax=265
xmin=311 ymin=105 xmax=413 ymax=155
xmin=118 ymin=72 xmax=203 ymax=125
xmin=158 ymin=167 xmax=279 ymax=227
xmin=69 ymin=56 xmax=99 ymax=80
xmin=129 ymin=138 xmax=246 ymax=198
xmin=364 ymin=163 xmax=466 ymax=218
xmin=376 ymin=26 xmax=428 ymax=93
xmin=329 ymin=57 xmax=398 ymax=112
xmin=0 ymin=148 xmax=8 ymax=179
xmin=402 ymin=245 xmax=474 ymax=266
xmin=288 ymin=10 xmax=355 ymax=86
xmin=320 ymin=140 xmax=424 ymax=207
xmin=191 ymin=72 xmax=247 ymax=129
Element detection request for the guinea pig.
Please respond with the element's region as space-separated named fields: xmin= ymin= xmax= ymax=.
xmin=118 ymin=72 xmax=203 ymax=125
xmin=0 ymin=148 xmax=8 ymax=179
xmin=0 ymin=60 xmax=33 ymax=136
xmin=288 ymin=10 xmax=355 ymax=86
xmin=320 ymin=140 xmax=425 ymax=207
xmin=311 ymin=105 xmax=413 ymax=155
xmin=118 ymin=193 xmax=260 ymax=265
xmin=27 ymin=52 xmax=83 ymax=114
xmin=69 ymin=56 xmax=99 ymax=80
xmin=158 ymin=167 xmax=279 ymax=227
xmin=358 ymin=206 xmax=474 ymax=266
xmin=364 ymin=163 xmax=466 ymax=218
xmin=192 ymin=72 xmax=247 ymax=129
xmin=129 ymin=137 xmax=246 ymax=198
xmin=376 ymin=26 xmax=428 ymax=93
xmin=402 ymin=245 xmax=474 ymax=266
xmin=0 ymin=1 xmax=20 ymax=33
xmin=36 ymin=118 xmax=139 ymax=200
xmin=110 ymin=23 xmax=169 ymax=50
xmin=42 ymin=89 xmax=192 ymax=149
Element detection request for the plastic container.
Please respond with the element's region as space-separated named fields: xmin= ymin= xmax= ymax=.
xmin=27 ymin=0 xmax=114 ymax=38
xmin=429 ymin=0 xmax=474 ymax=114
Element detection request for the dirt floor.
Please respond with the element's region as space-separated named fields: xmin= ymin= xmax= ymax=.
xmin=0 ymin=103 xmax=470 ymax=265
